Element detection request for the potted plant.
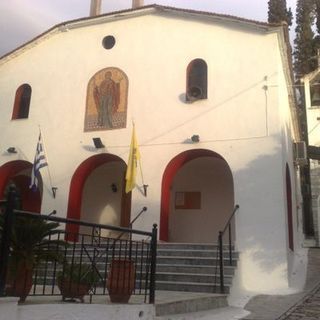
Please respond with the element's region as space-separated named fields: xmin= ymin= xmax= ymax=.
xmin=106 ymin=235 xmax=136 ymax=303
xmin=107 ymin=258 xmax=136 ymax=303
xmin=3 ymin=215 xmax=66 ymax=303
xmin=57 ymin=262 xmax=99 ymax=303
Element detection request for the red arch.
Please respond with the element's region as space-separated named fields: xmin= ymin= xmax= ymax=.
xmin=0 ymin=160 xmax=41 ymax=212
xmin=160 ymin=149 xmax=225 ymax=241
xmin=66 ymin=154 xmax=130 ymax=239
xmin=286 ymin=164 xmax=294 ymax=251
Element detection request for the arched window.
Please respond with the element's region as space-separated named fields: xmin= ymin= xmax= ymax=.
xmin=186 ymin=59 xmax=207 ymax=102
xmin=12 ymin=84 xmax=32 ymax=119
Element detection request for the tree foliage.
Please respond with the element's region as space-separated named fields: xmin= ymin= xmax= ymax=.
xmin=294 ymin=0 xmax=319 ymax=78
xmin=315 ymin=0 xmax=320 ymax=33
xmin=268 ymin=0 xmax=292 ymax=26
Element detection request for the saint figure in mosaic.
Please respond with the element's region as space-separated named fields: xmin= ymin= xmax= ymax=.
xmin=85 ymin=68 xmax=128 ymax=131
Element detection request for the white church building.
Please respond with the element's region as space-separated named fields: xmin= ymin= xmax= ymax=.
xmin=0 ymin=3 xmax=310 ymax=296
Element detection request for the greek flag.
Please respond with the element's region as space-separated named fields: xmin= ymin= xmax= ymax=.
xmin=30 ymin=133 xmax=48 ymax=190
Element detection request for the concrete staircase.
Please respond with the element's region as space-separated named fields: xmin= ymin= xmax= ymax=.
xmin=35 ymin=242 xmax=238 ymax=295
xmin=155 ymin=242 xmax=238 ymax=294
xmin=31 ymin=241 xmax=238 ymax=316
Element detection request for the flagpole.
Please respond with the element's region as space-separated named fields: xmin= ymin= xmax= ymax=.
xmin=134 ymin=123 xmax=147 ymax=197
xmin=137 ymin=133 xmax=147 ymax=196
xmin=38 ymin=126 xmax=57 ymax=198
xmin=139 ymin=159 xmax=148 ymax=197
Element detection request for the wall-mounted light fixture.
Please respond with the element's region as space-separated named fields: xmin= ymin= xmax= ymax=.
xmin=93 ymin=137 xmax=105 ymax=149
xmin=191 ymin=135 xmax=200 ymax=143
xmin=7 ymin=147 xmax=17 ymax=154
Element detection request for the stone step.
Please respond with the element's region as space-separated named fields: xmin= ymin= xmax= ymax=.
xmin=62 ymin=250 xmax=237 ymax=261
xmin=156 ymin=256 xmax=237 ymax=267
xmin=36 ymin=263 xmax=235 ymax=277
xmin=157 ymin=248 xmax=238 ymax=258
xmin=155 ymin=272 xmax=233 ymax=285
xmin=70 ymin=242 xmax=233 ymax=251
xmin=156 ymin=264 xmax=235 ymax=275
xmin=155 ymin=280 xmax=230 ymax=294
xmin=157 ymin=243 xmax=233 ymax=250
xmin=60 ymin=254 xmax=237 ymax=268
xmin=155 ymin=292 xmax=228 ymax=317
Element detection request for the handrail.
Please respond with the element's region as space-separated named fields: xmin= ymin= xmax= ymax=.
xmin=221 ymin=205 xmax=239 ymax=235
xmin=217 ymin=204 xmax=239 ymax=294
xmin=14 ymin=208 xmax=151 ymax=237
xmin=129 ymin=206 xmax=147 ymax=227
xmin=111 ymin=207 xmax=148 ymax=261
xmin=109 ymin=207 xmax=148 ymax=245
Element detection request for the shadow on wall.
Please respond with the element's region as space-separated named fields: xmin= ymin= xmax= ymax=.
xmin=232 ymin=133 xmax=299 ymax=291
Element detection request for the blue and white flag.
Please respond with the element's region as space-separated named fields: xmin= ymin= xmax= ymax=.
xmin=30 ymin=133 xmax=48 ymax=190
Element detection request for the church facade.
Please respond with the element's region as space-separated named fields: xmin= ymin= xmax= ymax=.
xmin=0 ymin=5 xmax=307 ymax=295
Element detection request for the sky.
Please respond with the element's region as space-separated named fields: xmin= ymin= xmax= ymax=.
xmin=0 ymin=0 xmax=297 ymax=57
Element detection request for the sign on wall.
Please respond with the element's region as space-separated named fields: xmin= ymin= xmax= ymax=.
xmin=84 ymin=67 xmax=128 ymax=131
xmin=175 ymin=192 xmax=201 ymax=209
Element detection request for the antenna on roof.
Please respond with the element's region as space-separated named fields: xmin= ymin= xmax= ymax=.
xmin=132 ymin=0 xmax=144 ymax=9
xmin=90 ymin=0 xmax=102 ymax=16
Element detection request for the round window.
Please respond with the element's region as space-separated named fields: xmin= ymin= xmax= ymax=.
xmin=102 ymin=36 xmax=115 ymax=49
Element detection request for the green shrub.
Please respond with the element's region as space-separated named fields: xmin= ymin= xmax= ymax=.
xmin=57 ymin=263 xmax=100 ymax=285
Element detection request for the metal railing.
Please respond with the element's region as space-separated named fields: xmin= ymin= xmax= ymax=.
xmin=92 ymin=206 xmax=148 ymax=246
xmin=217 ymin=204 xmax=239 ymax=293
xmin=0 ymin=188 xmax=157 ymax=304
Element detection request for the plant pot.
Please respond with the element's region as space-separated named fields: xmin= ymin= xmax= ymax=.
xmin=107 ymin=259 xmax=135 ymax=303
xmin=57 ymin=279 xmax=91 ymax=303
xmin=6 ymin=262 xmax=33 ymax=303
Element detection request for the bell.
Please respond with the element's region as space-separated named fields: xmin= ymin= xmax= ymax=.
xmin=186 ymin=86 xmax=202 ymax=101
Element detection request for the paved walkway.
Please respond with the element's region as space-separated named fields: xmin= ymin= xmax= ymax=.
xmin=278 ymin=284 xmax=320 ymax=320
xmin=243 ymin=248 xmax=320 ymax=320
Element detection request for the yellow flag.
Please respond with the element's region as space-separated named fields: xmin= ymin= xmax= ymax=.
xmin=125 ymin=125 xmax=140 ymax=193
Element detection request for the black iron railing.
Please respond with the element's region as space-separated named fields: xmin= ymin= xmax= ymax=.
xmin=0 ymin=188 xmax=157 ymax=304
xmin=92 ymin=206 xmax=148 ymax=246
xmin=216 ymin=205 xmax=239 ymax=293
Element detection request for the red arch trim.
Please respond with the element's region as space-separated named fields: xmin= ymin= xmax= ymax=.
xmin=286 ymin=164 xmax=294 ymax=251
xmin=66 ymin=154 xmax=125 ymax=239
xmin=0 ymin=161 xmax=32 ymax=197
xmin=160 ymin=149 xmax=224 ymax=241
xmin=0 ymin=161 xmax=41 ymax=212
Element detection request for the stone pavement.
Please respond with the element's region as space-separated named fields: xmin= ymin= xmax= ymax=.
xmin=243 ymin=248 xmax=320 ymax=320
xmin=278 ymin=284 xmax=320 ymax=320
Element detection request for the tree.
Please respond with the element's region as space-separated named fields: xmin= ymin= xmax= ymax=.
xmin=294 ymin=0 xmax=317 ymax=78
xmin=268 ymin=0 xmax=293 ymax=26
xmin=293 ymin=0 xmax=318 ymax=238
xmin=315 ymin=0 xmax=320 ymax=34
